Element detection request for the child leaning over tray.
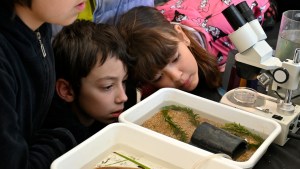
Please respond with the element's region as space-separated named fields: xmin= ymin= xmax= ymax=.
xmin=117 ymin=6 xmax=223 ymax=102
xmin=43 ymin=20 xmax=136 ymax=143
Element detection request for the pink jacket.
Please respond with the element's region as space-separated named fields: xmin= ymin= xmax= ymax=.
xmin=156 ymin=0 xmax=271 ymax=71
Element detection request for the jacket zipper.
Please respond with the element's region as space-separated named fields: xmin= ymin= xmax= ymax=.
xmin=36 ymin=31 xmax=47 ymax=58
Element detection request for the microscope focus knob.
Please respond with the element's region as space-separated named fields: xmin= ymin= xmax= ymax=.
xmin=272 ymin=68 xmax=289 ymax=84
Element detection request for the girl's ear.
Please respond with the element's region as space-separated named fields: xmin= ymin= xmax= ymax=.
xmin=56 ymin=78 xmax=75 ymax=102
xmin=173 ymin=24 xmax=190 ymax=46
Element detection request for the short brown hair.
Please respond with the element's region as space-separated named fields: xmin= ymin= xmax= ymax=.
xmin=53 ymin=20 xmax=129 ymax=95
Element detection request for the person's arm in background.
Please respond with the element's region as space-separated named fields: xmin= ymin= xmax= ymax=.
xmin=93 ymin=0 xmax=154 ymax=24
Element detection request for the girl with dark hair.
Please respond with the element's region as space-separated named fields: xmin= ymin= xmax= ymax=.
xmin=117 ymin=6 xmax=222 ymax=101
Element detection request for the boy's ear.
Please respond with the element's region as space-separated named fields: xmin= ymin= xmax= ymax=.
xmin=173 ymin=24 xmax=190 ymax=46
xmin=56 ymin=78 xmax=75 ymax=102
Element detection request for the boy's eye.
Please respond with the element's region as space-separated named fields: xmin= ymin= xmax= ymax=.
xmin=103 ymin=85 xmax=113 ymax=90
xmin=122 ymin=79 xmax=127 ymax=88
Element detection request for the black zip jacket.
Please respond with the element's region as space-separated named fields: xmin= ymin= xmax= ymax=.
xmin=0 ymin=14 xmax=76 ymax=169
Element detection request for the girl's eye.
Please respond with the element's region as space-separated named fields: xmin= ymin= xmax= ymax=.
xmin=172 ymin=54 xmax=179 ymax=63
xmin=152 ymin=74 xmax=163 ymax=83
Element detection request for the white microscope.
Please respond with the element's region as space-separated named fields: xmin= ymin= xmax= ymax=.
xmin=220 ymin=1 xmax=300 ymax=146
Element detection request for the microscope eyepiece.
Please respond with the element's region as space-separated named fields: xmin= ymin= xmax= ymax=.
xmin=236 ymin=1 xmax=256 ymax=22
xmin=222 ymin=4 xmax=246 ymax=30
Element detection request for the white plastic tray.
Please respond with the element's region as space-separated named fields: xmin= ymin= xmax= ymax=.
xmin=51 ymin=123 xmax=241 ymax=169
xmin=119 ymin=88 xmax=281 ymax=169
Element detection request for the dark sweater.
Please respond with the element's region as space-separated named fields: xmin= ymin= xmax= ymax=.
xmin=43 ymin=82 xmax=138 ymax=144
xmin=44 ymin=95 xmax=108 ymax=144
xmin=189 ymin=69 xmax=222 ymax=102
xmin=0 ymin=14 xmax=76 ymax=169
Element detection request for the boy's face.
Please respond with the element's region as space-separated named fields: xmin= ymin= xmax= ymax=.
xmin=77 ymin=56 xmax=128 ymax=124
xmin=150 ymin=41 xmax=199 ymax=92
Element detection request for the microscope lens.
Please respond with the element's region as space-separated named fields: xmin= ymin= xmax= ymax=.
xmin=236 ymin=1 xmax=256 ymax=22
xmin=222 ymin=5 xmax=247 ymax=30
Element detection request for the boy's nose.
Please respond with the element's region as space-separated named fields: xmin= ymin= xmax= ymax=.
xmin=116 ymin=86 xmax=128 ymax=103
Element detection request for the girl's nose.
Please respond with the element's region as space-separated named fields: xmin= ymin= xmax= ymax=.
xmin=165 ymin=66 xmax=182 ymax=82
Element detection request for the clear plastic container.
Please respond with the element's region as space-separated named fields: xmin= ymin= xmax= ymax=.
xmin=233 ymin=87 xmax=258 ymax=106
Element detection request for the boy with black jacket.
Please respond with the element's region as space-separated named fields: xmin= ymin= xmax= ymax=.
xmin=0 ymin=0 xmax=86 ymax=168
